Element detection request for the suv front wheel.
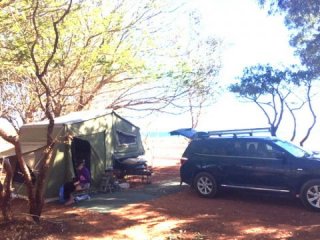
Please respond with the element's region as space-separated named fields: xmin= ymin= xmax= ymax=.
xmin=194 ymin=172 xmax=218 ymax=198
xmin=300 ymin=180 xmax=320 ymax=211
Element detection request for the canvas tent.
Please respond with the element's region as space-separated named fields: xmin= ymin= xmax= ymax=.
xmin=0 ymin=110 xmax=145 ymax=200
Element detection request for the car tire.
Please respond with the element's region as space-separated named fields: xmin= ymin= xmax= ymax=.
xmin=300 ymin=180 xmax=320 ymax=211
xmin=194 ymin=172 xmax=218 ymax=198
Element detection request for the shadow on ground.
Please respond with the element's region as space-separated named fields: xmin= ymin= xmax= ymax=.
xmin=73 ymin=178 xmax=187 ymax=213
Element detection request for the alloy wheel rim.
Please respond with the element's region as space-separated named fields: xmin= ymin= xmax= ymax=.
xmin=197 ymin=176 xmax=213 ymax=195
xmin=306 ymin=185 xmax=320 ymax=208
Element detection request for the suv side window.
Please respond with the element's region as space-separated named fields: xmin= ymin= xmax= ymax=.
xmin=212 ymin=140 xmax=237 ymax=156
xmin=199 ymin=142 xmax=212 ymax=154
xmin=188 ymin=139 xmax=234 ymax=157
xmin=233 ymin=141 xmax=246 ymax=156
xmin=198 ymin=140 xmax=221 ymax=155
xmin=244 ymin=141 xmax=277 ymax=158
xmin=185 ymin=140 xmax=214 ymax=156
xmin=213 ymin=141 xmax=227 ymax=155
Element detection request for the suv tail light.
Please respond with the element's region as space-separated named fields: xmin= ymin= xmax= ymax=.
xmin=180 ymin=157 xmax=188 ymax=165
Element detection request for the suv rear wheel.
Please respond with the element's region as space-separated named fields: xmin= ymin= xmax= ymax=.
xmin=300 ymin=180 xmax=320 ymax=211
xmin=194 ymin=172 xmax=218 ymax=198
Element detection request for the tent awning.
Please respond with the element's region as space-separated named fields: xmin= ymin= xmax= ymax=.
xmin=22 ymin=109 xmax=113 ymax=127
xmin=0 ymin=142 xmax=46 ymax=157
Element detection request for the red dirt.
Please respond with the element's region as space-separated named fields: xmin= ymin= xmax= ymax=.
xmin=2 ymin=152 xmax=320 ymax=239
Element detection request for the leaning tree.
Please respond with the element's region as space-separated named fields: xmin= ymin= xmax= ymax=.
xmin=258 ymin=0 xmax=320 ymax=145
xmin=229 ymin=64 xmax=306 ymax=138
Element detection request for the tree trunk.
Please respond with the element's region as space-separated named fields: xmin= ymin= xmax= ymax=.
xmin=0 ymin=127 xmax=55 ymax=223
xmin=286 ymin=105 xmax=297 ymax=141
xmin=32 ymin=144 xmax=55 ymax=222
xmin=0 ymin=158 xmax=13 ymax=222
xmin=0 ymin=128 xmax=38 ymax=221
xmin=300 ymin=83 xmax=316 ymax=147
xmin=14 ymin=139 xmax=40 ymax=221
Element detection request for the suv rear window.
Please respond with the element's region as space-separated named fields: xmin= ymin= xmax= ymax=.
xmin=184 ymin=139 xmax=236 ymax=157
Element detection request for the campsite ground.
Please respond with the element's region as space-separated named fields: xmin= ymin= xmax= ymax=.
xmin=2 ymin=137 xmax=320 ymax=240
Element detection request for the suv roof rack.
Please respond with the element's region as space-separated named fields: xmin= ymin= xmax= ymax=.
xmin=207 ymin=127 xmax=271 ymax=137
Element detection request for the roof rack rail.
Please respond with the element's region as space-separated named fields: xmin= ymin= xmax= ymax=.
xmin=207 ymin=127 xmax=271 ymax=137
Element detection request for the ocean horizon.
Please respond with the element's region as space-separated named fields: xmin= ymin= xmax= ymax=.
xmin=141 ymin=131 xmax=172 ymax=138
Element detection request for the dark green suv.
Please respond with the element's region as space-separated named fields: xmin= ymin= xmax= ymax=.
xmin=179 ymin=128 xmax=320 ymax=211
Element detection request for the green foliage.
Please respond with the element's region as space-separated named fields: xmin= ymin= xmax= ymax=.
xmin=260 ymin=0 xmax=320 ymax=79
xmin=230 ymin=64 xmax=291 ymax=98
xmin=0 ymin=0 xmax=222 ymax=126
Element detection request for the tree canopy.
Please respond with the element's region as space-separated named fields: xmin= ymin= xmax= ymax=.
xmin=0 ymin=0 xmax=221 ymax=130
xmin=256 ymin=0 xmax=320 ymax=145
xmin=259 ymin=0 xmax=320 ymax=79
xmin=230 ymin=64 xmax=294 ymax=136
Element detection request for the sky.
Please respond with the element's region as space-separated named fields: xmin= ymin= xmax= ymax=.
xmin=196 ymin=0 xmax=297 ymax=66
xmin=132 ymin=0 xmax=319 ymax=150
xmin=137 ymin=0 xmax=295 ymax=125
xmin=191 ymin=0 xmax=297 ymax=129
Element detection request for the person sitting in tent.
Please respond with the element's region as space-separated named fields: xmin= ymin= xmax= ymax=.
xmin=64 ymin=160 xmax=91 ymax=205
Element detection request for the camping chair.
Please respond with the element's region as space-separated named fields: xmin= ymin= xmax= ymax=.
xmin=99 ymin=168 xmax=119 ymax=193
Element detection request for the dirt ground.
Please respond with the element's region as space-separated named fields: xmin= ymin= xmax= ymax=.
xmin=2 ymin=139 xmax=320 ymax=240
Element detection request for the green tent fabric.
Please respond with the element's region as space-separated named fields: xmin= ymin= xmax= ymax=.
xmin=1 ymin=110 xmax=145 ymax=201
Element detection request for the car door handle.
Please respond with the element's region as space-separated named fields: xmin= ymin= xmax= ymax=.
xmin=296 ymin=168 xmax=303 ymax=171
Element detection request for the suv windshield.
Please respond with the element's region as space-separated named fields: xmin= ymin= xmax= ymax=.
xmin=273 ymin=139 xmax=310 ymax=158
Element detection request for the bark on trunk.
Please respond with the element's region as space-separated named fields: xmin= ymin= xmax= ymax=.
xmin=0 ymin=128 xmax=37 ymax=221
xmin=12 ymin=139 xmax=39 ymax=221
xmin=32 ymin=143 xmax=55 ymax=222
xmin=0 ymin=158 xmax=13 ymax=222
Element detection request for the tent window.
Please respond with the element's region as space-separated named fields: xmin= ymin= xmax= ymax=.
xmin=117 ymin=131 xmax=136 ymax=145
